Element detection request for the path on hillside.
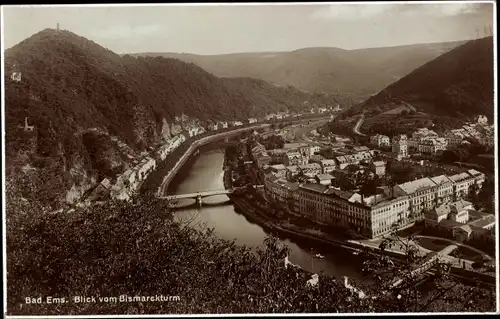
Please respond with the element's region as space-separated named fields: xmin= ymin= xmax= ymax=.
xmin=353 ymin=116 xmax=366 ymax=136
xmin=414 ymin=235 xmax=493 ymax=260
xmin=402 ymin=101 xmax=417 ymax=112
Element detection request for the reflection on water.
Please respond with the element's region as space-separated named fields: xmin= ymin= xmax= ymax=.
xmin=167 ymin=149 xmax=369 ymax=281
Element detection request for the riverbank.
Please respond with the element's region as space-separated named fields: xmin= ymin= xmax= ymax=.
xmin=146 ymin=115 xmax=333 ymax=198
xmin=223 ymin=164 xmax=381 ymax=259
xmin=221 ymin=151 xmax=496 ymax=287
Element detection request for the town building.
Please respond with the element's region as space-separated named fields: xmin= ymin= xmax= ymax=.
xmin=392 ymin=134 xmax=408 ymax=159
xmin=370 ymin=134 xmax=391 ymax=148
xmin=284 ymin=151 xmax=308 ymax=166
xmin=393 ymin=177 xmax=438 ymax=220
xmin=268 ymin=164 xmax=287 ymax=179
xmin=445 ymin=132 xmax=463 ymax=149
xmin=352 ymin=145 xmax=371 ymax=153
xmin=467 ymin=169 xmax=486 ymax=188
xmin=294 ymin=183 xmax=412 ymax=238
xmin=429 ymin=175 xmax=454 ymax=206
xmin=309 ymin=154 xmax=326 ymax=164
xmin=285 ymin=165 xmax=301 ymax=181
xmin=136 ymin=157 xmax=157 ymax=181
xmin=412 ymin=128 xmax=438 ymax=142
xmin=267 ymin=149 xmax=288 ymax=164
xmin=370 ymin=161 xmax=386 ymax=176
xmin=336 ymin=155 xmax=359 ymax=169
xmin=298 ymin=163 xmax=322 ymax=178
xmin=448 ymin=172 xmax=476 ymax=201
xmin=418 ymin=138 xmax=448 ymax=155
xmin=255 ymin=152 xmax=272 ymax=167
xmin=319 ymin=159 xmax=336 ymax=174
xmin=475 ymin=115 xmax=488 ymax=125
xmin=248 ymin=118 xmax=257 ymax=124
xmin=264 ymin=174 xmax=300 ymax=207
xmin=424 ymin=200 xmax=495 ymax=243
xmin=315 ymin=173 xmax=335 ymax=186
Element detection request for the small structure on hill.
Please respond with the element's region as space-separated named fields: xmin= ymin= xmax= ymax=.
xmin=24 ymin=117 xmax=34 ymax=132
xmin=10 ymin=64 xmax=22 ymax=82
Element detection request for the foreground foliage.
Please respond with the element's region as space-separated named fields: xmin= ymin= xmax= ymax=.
xmin=6 ymin=184 xmax=496 ymax=315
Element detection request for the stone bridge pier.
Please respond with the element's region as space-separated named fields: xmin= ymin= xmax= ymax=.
xmin=195 ymin=194 xmax=202 ymax=206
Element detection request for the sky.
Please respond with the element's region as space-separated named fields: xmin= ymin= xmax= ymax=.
xmin=2 ymin=2 xmax=495 ymax=55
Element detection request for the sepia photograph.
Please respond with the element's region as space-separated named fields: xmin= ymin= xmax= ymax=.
xmin=1 ymin=1 xmax=497 ymax=317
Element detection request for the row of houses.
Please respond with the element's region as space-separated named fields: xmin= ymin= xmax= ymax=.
xmin=156 ymin=134 xmax=186 ymax=161
xmin=110 ymin=156 xmax=157 ymax=201
xmin=264 ymin=167 xmax=487 ymax=239
xmin=380 ymin=118 xmax=493 ymax=159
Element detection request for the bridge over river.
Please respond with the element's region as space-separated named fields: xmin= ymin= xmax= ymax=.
xmin=159 ymin=185 xmax=264 ymax=205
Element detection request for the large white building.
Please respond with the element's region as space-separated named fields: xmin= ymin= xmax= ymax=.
xmin=393 ymin=177 xmax=439 ymax=220
xmin=418 ymin=138 xmax=448 ymax=155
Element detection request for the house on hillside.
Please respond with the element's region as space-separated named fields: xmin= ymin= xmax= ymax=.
xmin=475 ymin=115 xmax=488 ymax=125
xmin=11 ymin=71 xmax=22 ymax=82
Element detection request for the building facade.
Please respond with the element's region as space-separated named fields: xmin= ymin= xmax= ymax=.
xmin=392 ymin=134 xmax=408 ymax=159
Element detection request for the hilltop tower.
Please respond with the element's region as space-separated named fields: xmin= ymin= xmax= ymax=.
xmin=57 ymin=23 xmax=60 ymax=31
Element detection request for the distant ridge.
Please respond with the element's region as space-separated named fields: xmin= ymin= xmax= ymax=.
xmin=129 ymin=40 xmax=467 ymax=103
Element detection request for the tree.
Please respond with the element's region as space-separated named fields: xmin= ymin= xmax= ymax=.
xmin=5 ymin=176 xmax=495 ymax=315
xmin=361 ymin=219 xmax=495 ymax=313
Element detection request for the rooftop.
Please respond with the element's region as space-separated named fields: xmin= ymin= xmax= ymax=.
xmin=438 ymin=219 xmax=462 ymax=229
xmin=284 ymin=143 xmax=309 ymax=150
xmin=433 ymin=204 xmax=451 ymax=217
xmin=430 ymin=175 xmax=452 ymax=186
xmin=268 ymin=149 xmax=288 ymax=154
xmin=270 ymin=164 xmax=287 ymax=171
xmin=468 ymin=214 xmax=495 ymax=228
xmin=299 ymin=183 xmax=328 ymax=194
xmin=457 ymin=225 xmax=473 ymax=234
xmin=321 ymin=159 xmax=336 ymax=166
xmin=265 ymin=173 xmax=279 ymax=183
xmin=467 ymin=169 xmax=484 ymax=177
xmin=448 ymin=172 xmax=472 ymax=183
xmin=325 ymin=187 xmax=354 ymax=200
xmin=372 ymin=161 xmax=385 ymax=167
xmin=449 ymin=199 xmax=473 ymax=212
xmin=316 ymin=173 xmax=334 ymax=180
xmin=298 ymin=163 xmax=322 ymax=170
xmin=397 ymin=177 xmax=437 ymax=194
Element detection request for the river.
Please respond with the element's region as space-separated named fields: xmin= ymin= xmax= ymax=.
xmin=167 ymin=147 xmax=370 ymax=283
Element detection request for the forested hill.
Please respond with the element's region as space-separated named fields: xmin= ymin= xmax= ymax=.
xmin=4 ymin=28 xmax=336 ymax=208
xmin=131 ymin=40 xmax=465 ymax=104
xmin=347 ymin=37 xmax=494 ymax=121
